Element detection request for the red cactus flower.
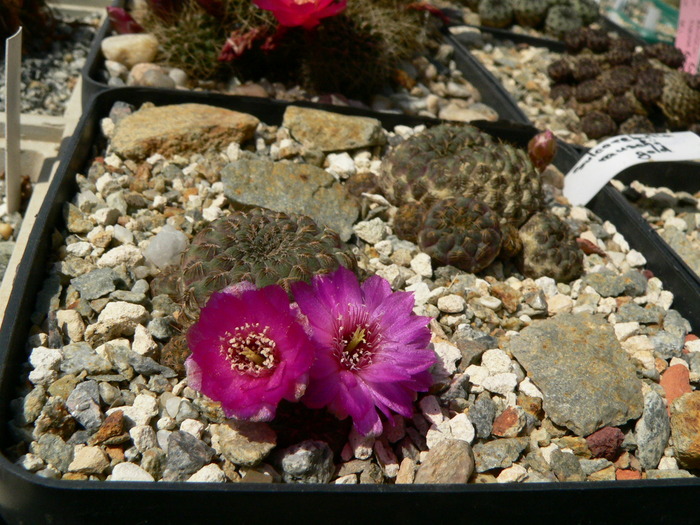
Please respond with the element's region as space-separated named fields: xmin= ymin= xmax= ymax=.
xmin=253 ymin=0 xmax=347 ymax=30
xmin=219 ymin=26 xmax=271 ymax=62
xmin=106 ymin=7 xmax=143 ymax=34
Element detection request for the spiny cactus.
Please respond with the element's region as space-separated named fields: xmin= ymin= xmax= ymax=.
xmin=658 ymin=69 xmax=700 ymax=128
xmin=178 ymin=207 xmax=358 ymax=321
xmin=580 ymin=111 xmax=617 ymax=139
xmin=512 ymin=0 xmax=549 ymax=27
xmin=418 ymin=197 xmax=503 ymax=273
xmin=380 ymin=123 xmax=542 ymax=230
xmin=516 ymin=211 xmax=584 ymax=281
xmin=478 ymin=0 xmax=514 ymax=28
xmin=544 ymin=5 xmax=582 ymax=39
xmin=378 ymin=124 xmax=582 ymax=280
xmin=299 ymin=1 xmax=431 ymax=100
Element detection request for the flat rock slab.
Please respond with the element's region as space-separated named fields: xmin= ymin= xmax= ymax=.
xmin=111 ymin=104 xmax=259 ymax=160
xmin=282 ymin=106 xmax=385 ymax=152
xmin=507 ymin=313 xmax=643 ymax=436
xmin=222 ymin=155 xmax=359 ymax=241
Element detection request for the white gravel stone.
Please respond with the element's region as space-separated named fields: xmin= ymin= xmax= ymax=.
xmin=448 ymin=413 xmax=475 ymax=444
xmin=686 ymin=340 xmax=700 ymax=352
xmin=534 ymin=277 xmax=558 ymax=297
xmin=410 ymin=253 xmax=432 ymax=278
xmin=481 ymin=349 xmax=512 ymax=375
xmin=353 ymin=218 xmax=388 ymax=244
xmin=187 ymin=464 xmax=227 ymax=482
xmin=626 ymin=249 xmax=647 ymax=267
xmin=66 ymin=241 xmax=93 ymax=257
xmin=56 ymin=310 xmax=86 ymax=343
xmin=658 ymin=456 xmax=679 ymax=470
xmin=97 ymin=245 xmax=144 ymax=268
xmin=374 ymin=440 xmax=399 ymax=478
xmin=28 ymin=347 xmax=62 ymax=385
xmin=613 ymin=322 xmax=641 ymax=341
xmin=406 ymin=281 xmax=431 ymax=306
xmin=481 ymin=373 xmax=518 ymax=396
xmin=92 ymin=207 xmax=121 ymax=226
xmin=437 ymin=294 xmax=466 ymax=313
xmin=16 ymin=453 xmax=44 ymax=472
xmin=97 ymin=301 xmax=148 ymax=327
xmin=465 ymin=364 xmax=489 ymax=391
xmin=431 ymin=340 xmax=461 ymax=380
xmin=180 ymin=418 xmax=205 ymax=439
xmin=108 ymin=394 xmax=158 ymax=427
xmin=335 ymin=474 xmax=358 ymax=484
xmin=68 ymin=445 xmax=110 ymax=474
xmin=110 ymin=462 xmax=155 ymax=482
xmin=325 ymin=152 xmax=356 ymax=179
xmin=497 ymin=463 xmax=528 ymax=483
xmin=621 ymin=335 xmax=655 ymax=354
xmin=129 ymin=425 xmax=158 ymax=452
xmin=374 ymin=264 xmax=405 ymax=290
xmin=478 ymin=296 xmax=502 ymax=310
xmin=547 ymin=294 xmax=573 ymax=315
xmin=540 ymin=443 xmax=560 ymax=465
xmin=132 ymin=324 xmax=157 ymax=358
xmin=518 ymin=377 xmax=543 ymax=399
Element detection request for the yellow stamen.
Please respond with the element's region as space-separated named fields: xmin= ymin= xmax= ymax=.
xmin=345 ymin=326 xmax=366 ymax=353
xmin=241 ymin=348 xmax=265 ymax=366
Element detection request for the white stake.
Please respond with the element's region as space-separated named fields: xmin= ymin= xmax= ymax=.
xmin=4 ymin=27 xmax=22 ymax=215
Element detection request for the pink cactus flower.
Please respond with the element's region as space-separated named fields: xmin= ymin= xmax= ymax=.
xmin=106 ymin=7 xmax=143 ymax=34
xmin=185 ymin=282 xmax=316 ymax=422
xmin=253 ymin=0 xmax=347 ymax=29
xmin=292 ymin=267 xmax=436 ymax=436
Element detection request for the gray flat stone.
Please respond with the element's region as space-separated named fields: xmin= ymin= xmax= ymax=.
xmin=635 ymin=390 xmax=671 ymax=470
xmin=472 ymin=437 xmax=528 ymax=472
xmin=222 ymin=155 xmax=359 ymax=241
xmin=507 ymin=313 xmax=643 ymax=436
xmin=414 ymin=439 xmax=475 ymax=483
xmin=71 ymin=268 xmax=121 ymax=301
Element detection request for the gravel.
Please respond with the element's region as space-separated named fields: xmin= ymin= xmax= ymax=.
xmin=8 ymin=100 xmax=700 ymax=485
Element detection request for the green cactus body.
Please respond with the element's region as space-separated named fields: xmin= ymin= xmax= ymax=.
xmin=478 ymin=0 xmax=514 ymax=28
xmin=569 ymin=0 xmax=600 ymax=25
xmin=544 ymin=5 xmax=582 ymax=39
xmin=512 ymin=0 xmax=549 ymax=28
xmin=178 ymin=207 xmax=357 ymax=321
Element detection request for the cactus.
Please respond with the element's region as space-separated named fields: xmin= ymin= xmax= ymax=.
xmin=644 ymin=42 xmax=686 ymax=69
xmin=299 ymin=1 xmax=431 ymax=100
xmin=512 ymin=0 xmax=549 ymax=27
xmin=379 ymin=125 xmax=582 ymax=280
xmin=569 ymin=0 xmax=599 ymax=25
xmin=580 ymin=111 xmax=617 ymax=139
xmin=658 ymin=69 xmax=700 ymax=128
xmin=544 ymin=5 xmax=582 ymax=39
xmin=516 ymin=211 xmax=583 ymax=282
xmin=618 ymin=115 xmax=655 ymax=134
xmin=574 ymin=79 xmax=605 ymax=103
xmin=418 ymin=197 xmax=503 ymax=273
xmin=177 ymin=207 xmax=358 ymax=321
xmin=478 ymin=0 xmax=514 ymax=28
xmin=571 ymin=58 xmax=601 ymax=82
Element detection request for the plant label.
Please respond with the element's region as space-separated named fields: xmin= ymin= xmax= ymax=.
xmin=563 ymin=132 xmax=700 ymax=206
xmin=676 ymin=0 xmax=700 ymax=73
xmin=4 ymin=27 xmax=22 ymax=215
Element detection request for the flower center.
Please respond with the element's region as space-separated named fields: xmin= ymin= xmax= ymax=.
xmin=222 ymin=323 xmax=277 ymax=375
xmin=334 ymin=308 xmax=380 ymax=371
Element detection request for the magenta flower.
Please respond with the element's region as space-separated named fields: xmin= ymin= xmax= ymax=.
xmin=106 ymin=7 xmax=143 ymax=34
xmin=253 ymin=0 xmax=347 ymax=30
xmin=185 ymin=282 xmax=316 ymax=422
xmin=292 ymin=267 xmax=436 ymax=436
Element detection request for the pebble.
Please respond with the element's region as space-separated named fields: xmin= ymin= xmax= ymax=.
xmin=111 ymin=462 xmax=155 ymax=482
xmin=414 ymin=439 xmax=475 ymax=484
xmin=278 ymin=440 xmax=335 ymax=484
xmin=210 ymin=420 xmax=276 ymax=467
xmin=187 ymin=464 xmax=227 ymax=483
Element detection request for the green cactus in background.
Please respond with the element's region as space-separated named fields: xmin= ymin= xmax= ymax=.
xmin=1 ymin=0 xmax=56 ymax=54
xmin=512 ymin=0 xmax=549 ymax=28
xmin=478 ymin=0 xmax=514 ymax=28
xmin=544 ymin=4 xmax=583 ymax=38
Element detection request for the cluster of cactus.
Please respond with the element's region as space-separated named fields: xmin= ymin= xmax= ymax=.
xmin=471 ymin=0 xmax=600 ymax=38
xmin=119 ymin=0 xmax=437 ymax=100
xmin=547 ymin=29 xmax=700 ymax=139
xmin=1 ymin=0 xmax=56 ymax=53
xmin=378 ymin=124 xmax=583 ymax=282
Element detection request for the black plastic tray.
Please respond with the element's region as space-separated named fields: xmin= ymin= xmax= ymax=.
xmin=2 ymin=87 xmax=700 ymax=524
xmin=81 ymin=0 xmax=530 ymax=125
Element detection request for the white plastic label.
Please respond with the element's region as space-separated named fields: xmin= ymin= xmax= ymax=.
xmin=5 ymin=27 xmax=22 ymax=215
xmin=563 ymin=132 xmax=700 ymax=206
